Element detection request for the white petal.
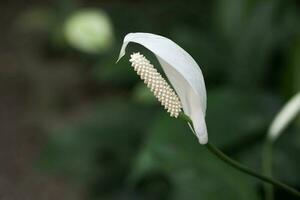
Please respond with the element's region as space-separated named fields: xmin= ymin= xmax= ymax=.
xmin=118 ymin=32 xmax=208 ymax=144
xmin=268 ymin=92 xmax=300 ymax=141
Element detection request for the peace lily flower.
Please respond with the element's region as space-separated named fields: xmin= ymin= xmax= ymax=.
xmin=268 ymin=92 xmax=300 ymax=141
xmin=64 ymin=9 xmax=114 ymax=54
xmin=117 ymin=32 xmax=207 ymax=144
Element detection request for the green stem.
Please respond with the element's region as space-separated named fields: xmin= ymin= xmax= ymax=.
xmin=205 ymin=143 xmax=300 ymax=198
xmin=263 ymin=139 xmax=274 ymax=200
xmin=179 ymin=113 xmax=300 ymax=199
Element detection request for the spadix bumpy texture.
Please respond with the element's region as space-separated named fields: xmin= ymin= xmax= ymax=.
xmin=129 ymin=52 xmax=182 ymax=118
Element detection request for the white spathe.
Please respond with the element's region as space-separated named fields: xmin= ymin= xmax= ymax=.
xmin=268 ymin=92 xmax=300 ymax=141
xmin=118 ymin=32 xmax=208 ymax=144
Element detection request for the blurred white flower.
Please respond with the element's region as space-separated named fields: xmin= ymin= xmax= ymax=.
xmin=268 ymin=92 xmax=300 ymax=141
xmin=64 ymin=9 xmax=114 ymax=54
xmin=118 ymin=32 xmax=208 ymax=144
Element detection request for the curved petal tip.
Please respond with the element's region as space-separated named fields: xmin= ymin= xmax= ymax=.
xmin=195 ymin=125 xmax=208 ymax=144
xmin=190 ymin=110 xmax=208 ymax=144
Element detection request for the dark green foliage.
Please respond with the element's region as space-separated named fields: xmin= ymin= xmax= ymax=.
xmin=34 ymin=0 xmax=300 ymax=199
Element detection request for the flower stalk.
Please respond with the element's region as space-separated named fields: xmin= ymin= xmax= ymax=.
xmin=263 ymin=139 xmax=274 ymax=200
xmin=179 ymin=113 xmax=300 ymax=199
xmin=205 ymin=143 xmax=300 ymax=198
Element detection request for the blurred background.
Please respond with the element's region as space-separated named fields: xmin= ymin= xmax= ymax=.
xmin=0 ymin=0 xmax=300 ymax=199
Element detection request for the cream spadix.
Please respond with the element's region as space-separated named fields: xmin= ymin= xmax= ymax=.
xmin=129 ymin=52 xmax=182 ymax=118
xmin=268 ymin=92 xmax=300 ymax=141
xmin=117 ymin=32 xmax=208 ymax=144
